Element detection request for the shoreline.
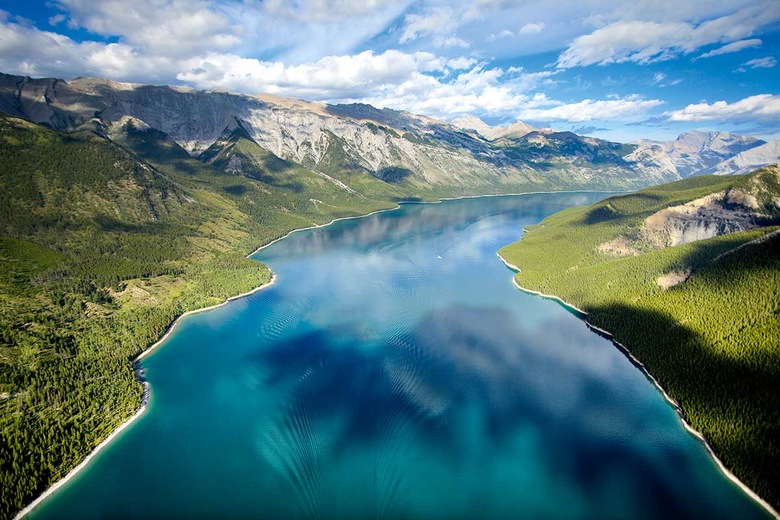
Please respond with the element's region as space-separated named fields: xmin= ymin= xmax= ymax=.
xmin=14 ymin=200 xmax=411 ymax=519
xmin=246 ymin=205 xmax=401 ymax=257
xmin=437 ymin=188 xmax=624 ymax=202
xmin=14 ymin=274 xmax=278 ymax=520
xmin=13 ymin=189 xmax=618 ymax=518
xmin=12 ymin=396 xmax=150 ymax=520
xmin=495 ymin=252 xmax=589 ymax=317
xmin=496 ymin=252 xmax=779 ymax=519
xmin=135 ymin=273 xmax=277 ymax=363
xmin=246 ymin=188 xmax=623 ymax=258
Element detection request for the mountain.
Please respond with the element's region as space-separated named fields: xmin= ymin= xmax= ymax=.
xmin=0 ymin=72 xmax=682 ymax=192
xmin=0 ymin=109 xmax=404 ymax=518
xmin=703 ymin=139 xmax=780 ymax=176
xmin=2 ymin=73 xmax=773 ymax=191
xmin=663 ymin=130 xmax=765 ymax=176
xmin=635 ymin=130 xmax=767 ymax=178
xmin=499 ymin=166 xmax=780 ymax=512
xmin=450 ymin=115 xmax=534 ymax=140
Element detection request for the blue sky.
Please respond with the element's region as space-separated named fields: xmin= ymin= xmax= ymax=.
xmin=0 ymin=0 xmax=778 ymax=142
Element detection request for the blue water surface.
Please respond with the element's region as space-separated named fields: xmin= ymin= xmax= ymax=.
xmin=29 ymin=193 xmax=768 ymax=519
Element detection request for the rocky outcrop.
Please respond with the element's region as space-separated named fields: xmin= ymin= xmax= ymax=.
xmin=601 ymin=191 xmax=761 ymax=256
xmin=0 ymin=72 xmax=731 ymax=192
xmin=633 ymin=131 xmax=767 ymax=179
xmin=600 ymin=166 xmax=780 ymax=256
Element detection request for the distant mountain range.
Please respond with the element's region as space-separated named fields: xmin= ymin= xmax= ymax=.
xmin=2 ymin=70 xmax=779 ymax=519
xmin=634 ymin=130 xmax=771 ymax=177
xmin=0 ymin=72 xmax=778 ymax=195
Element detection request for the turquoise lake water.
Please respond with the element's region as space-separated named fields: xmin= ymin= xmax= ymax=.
xmin=28 ymin=193 xmax=768 ymax=519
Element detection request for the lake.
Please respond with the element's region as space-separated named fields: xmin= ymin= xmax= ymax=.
xmin=27 ymin=193 xmax=768 ymax=519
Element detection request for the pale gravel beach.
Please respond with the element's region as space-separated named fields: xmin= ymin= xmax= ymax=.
xmin=15 ymin=274 xmax=278 ymax=520
xmin=18 ymin=191 xmax=774 ymax=519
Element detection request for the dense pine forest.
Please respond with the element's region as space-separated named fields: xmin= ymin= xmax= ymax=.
xmin=2 ymin=108 xmax=779 ymax=518
xmin=0 ymin=113 xmax=417 ymax=518
xmin=499 ymin=169 xmax=780 ymax=511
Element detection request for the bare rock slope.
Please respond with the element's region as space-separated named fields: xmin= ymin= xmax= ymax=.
xmin=0 ymin=72 xmax=684 ymax=193
xmin=600 ymin=165 xmax=780 ymax=258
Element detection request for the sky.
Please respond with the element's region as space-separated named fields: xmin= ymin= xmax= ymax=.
xmin=0 ymin=0 xmax=778 ymax=142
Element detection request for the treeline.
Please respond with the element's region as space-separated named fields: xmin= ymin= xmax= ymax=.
xmin=499 ymin=168 xmax=780 ymax=510
xmin=0 ymin=112 xmax=400 ymax=518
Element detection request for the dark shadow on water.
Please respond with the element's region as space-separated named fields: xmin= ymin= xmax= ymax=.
xmin=250 ymin=299 xmax=774 ymax=518
xmin=253 ymin=302 xmax=665 ymax=454
xmin=581 ymin=300 xmax=780 ymax=513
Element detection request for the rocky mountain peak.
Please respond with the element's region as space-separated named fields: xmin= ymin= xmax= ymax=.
xmin=1 ymin=71 xmax=777 ymax=193
xmin=631 ymin=129 xmax=770 ymax=177
xmin=450 ymin=115 xmax=533 ymax=140
xmin=450 ymin=115 xmax=493 ymax=137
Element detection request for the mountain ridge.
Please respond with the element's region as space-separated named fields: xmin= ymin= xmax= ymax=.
xmin=635 ymin=130 xmax=771 ymax=177
xmin=2 ymin=72 xmax=778 ymax=194
xmin=0 ymin=72 xmax=673 ymax=193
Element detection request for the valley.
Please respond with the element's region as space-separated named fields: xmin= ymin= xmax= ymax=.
xmin=0 ymin=71 xmax=778 ymax=518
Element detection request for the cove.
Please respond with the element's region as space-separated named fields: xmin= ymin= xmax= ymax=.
xmin=26 ymin=193 xmax=769 ymax=519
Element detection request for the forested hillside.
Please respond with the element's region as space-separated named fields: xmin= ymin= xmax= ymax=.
xmin=2 ymin=102 xmax=779 ymax=518
xmin=499 ymin=168 xmax=780 ymax=511
xmin=0 ymin=113 xmax=401 ymax=518
xmin=0 ymin=72 xmax=685 ymax=191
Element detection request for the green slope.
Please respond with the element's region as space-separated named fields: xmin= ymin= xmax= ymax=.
xmin=6 ymin=107 xmax=774 ymax=519
xmin=499 ymin=168 xmax=780 ymax=511
xmin=0 ymin=113 xmax=400 ymax=518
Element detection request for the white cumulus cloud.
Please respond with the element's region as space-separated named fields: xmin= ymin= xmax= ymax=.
xmin=516 ymin=96 xmax=663 ymax=123
xmin=557 ymin=4 xmax=780 ymax=68
xmin=54 ymin=0 xmax=242 ymax=59
xmin=358 ymin=67 xmax=561 ymax=120
xmin=518 ymin=23 xmax=544 ymax=36
xmin=260 ymin=0 xmax=398 ymax=22
xmin=0 ymin=16 xmax=175 ymax=80
xmin=400 ymin=7 xmax=459 ymax=43
xmin=665 ymin=94 xmax=780 ymax=123
xmin=487 ymin=29 xmax=513 ymax=42
xmin=177 ymin=50 xmax=448 ymax=99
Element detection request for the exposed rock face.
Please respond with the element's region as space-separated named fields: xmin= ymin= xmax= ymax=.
xmin=0 ymin=72 xmax=766 ymax=192
xmin=704 ymin=140 xmax=780 ymax=176
xmin=622 ymin=142 xmax=679 ymax=181
xmin=633 ymin=131 xmax=767 ymax=178
xmin=601 ymin=192 xmax=761 ymax=256
xmin=643 ymin=192 xmax=759 ymax=247
xmin=600 ymin=166 xmax=780 ymax=256
xmin=656 ymin=270 xmax=692 ymax=290
xmin=664 ymin=130 xmax=765 ymax=176
xmin=450 ymin=115 xmax=533 ymax=140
